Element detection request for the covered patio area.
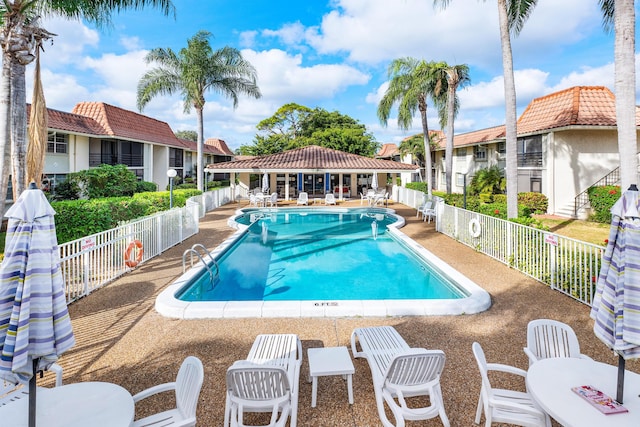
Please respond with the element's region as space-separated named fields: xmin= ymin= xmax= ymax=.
xmin=205 ymin=145 xmax=418 ymax=201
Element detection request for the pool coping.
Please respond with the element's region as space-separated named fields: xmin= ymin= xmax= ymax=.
xmin=155 ymin=207 xmax=492 ymax=318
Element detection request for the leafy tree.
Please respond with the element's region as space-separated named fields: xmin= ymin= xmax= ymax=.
xmin=175 ymin=130 xmax=197 ymax=141
xmin=378 ymin=58 xmax=442 ymax=197
xmin=435 ymin=0 xmax=538 ymax=218
xmin=241 ymin=104 xmax=377 ymax=156
xmin=137 ymin=30 xmax=261 ymax=191
xmin=59 ymin=164 xmax=138 ymax=200
xmin=0 ymin=0 xmax=175 ymax=216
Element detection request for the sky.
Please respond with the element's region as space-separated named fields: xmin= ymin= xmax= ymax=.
xmin=30 ymin=0 xmax=638 ymax=152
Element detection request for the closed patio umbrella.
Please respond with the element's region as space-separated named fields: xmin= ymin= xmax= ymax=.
xmin=371 ymin=172 xmax=378 ymax=190
xmin=262 ymin=172 xmax=269 ymax=194
xmin=0 ymin=185 xmax=75 ymax=427
xmin=591 ymin=186 xmax=640 ymax=403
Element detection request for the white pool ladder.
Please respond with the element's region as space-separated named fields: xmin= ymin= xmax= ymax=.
xmin=182 ymin=244 xmax=220 ymax=290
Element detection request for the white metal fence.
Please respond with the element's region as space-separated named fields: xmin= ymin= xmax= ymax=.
xmin=393 ymin=185 xmax=603 ymax=306
xmin=58 ymin=187 xmax=233 ymax=304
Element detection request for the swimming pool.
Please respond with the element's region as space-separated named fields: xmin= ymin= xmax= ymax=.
xmin=156 ymin=207 xmax=491 ymax=318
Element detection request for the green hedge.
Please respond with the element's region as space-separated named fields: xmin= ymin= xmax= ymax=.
xmin=52 ymin=189 xmax=202 ymax=244
xmin=588 ymin=185 xmax=620 ymax=223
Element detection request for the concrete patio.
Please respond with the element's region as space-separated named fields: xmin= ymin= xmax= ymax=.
xmin=50 ymin=200 xmax=638 ymax=426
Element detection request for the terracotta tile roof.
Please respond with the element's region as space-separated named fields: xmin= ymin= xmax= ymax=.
xmin=452 ymin=125 xmax=506 ymax=148
xmin=376 ymin=143 xmax=400 ymax=158
xmin=27 ymin=104 xmax=106 ymax=135
xmin=72 ymin=102 xmax=183 ymax=147
xmin=177 ymin=138 xmax=234 ymax=157
xmin=205 ymin=138 xmax=234 ymax=156
xmin=517 ymin=86 xmax=632 ymax=134
xmin=205 ymin=145 xmax=418 ymax=172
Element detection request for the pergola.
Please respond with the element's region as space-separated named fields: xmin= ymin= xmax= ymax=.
xmin=205 ymin=145 xmax=418 ymax=201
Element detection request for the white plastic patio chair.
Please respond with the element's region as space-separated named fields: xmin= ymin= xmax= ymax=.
xmin=324 ymin=193 xmax=336 ymax=205
xmin=472 ymin=342 xmax=550 ymax=427
xmin=351 ymin=326 xmax=450 ymax=427
xmin=249 ymin=194 xmax=259 ymax=207
xmin=421 ymin=201 xmax=436 ymax=223
xmin=225 ymin=362 xmax=292 ymax=427
xmin=524 ymin=319 xmax=592 ymax=366
xmin=132 ymin=356 xmax=204 ymax=427
xmin=268 ymin=192 xmax=278 ymax=207
xmin=224 ymin=334 xmax=302 ymax=427
xmin=296 ymin=192 xmax=308 ymax=206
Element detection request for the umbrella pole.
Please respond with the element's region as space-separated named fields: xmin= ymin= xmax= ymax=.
xmin=616 ymin=353 xmax=625 ymax=404
xmin=29 ymin=358 xmax=37 ymax=427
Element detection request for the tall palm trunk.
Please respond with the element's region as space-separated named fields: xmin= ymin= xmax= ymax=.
xmin=614 ymin=0 xmax=637 ymax=190
xmin=445 ymin=81 xmax=456 ymax=194
xmin=196 ymin=105 xmax=204 ymax=191
xmin=419 ymin=97 xmax=433 ymax=198
xmin=0 ymin=51 xmax=11 ymax=216
xmin=10 ymin=60 xmax=27 ymax=199
xmin=498 ymin=0 xmax=518 ymax=218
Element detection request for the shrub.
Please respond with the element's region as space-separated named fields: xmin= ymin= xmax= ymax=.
xmin=469 ymin=166 xmax=505 ymax=195
xmin=136 ymin=181 xmax=157 ymax=193
xmin=588 ymin=185 xmax=620 ymax=223
xmin=518 ymin=192 xmax=548 ymax=214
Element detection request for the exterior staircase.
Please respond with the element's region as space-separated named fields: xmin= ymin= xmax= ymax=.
xmin=573 ymin=167 xmax=620 ymax=218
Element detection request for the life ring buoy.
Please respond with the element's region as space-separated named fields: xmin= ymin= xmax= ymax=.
xmin=124 ymin=240 xmax=144 ymax=268
xmin=469 ymin=218 xmax=481 ymax=238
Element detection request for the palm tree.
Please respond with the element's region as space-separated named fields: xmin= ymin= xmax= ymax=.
xmin=599 ymin=0 xmax=637 ymax=191
xmin=137 ymin=30 xmax=261 ymax=191
xmin=432 ymin=62 xmax=470 ymax=194
xmin=435 ymin=0 xmax=538 ymax=218
xmin=378 ymin=58 xmax=440 ymax=197
xmin=0 ymin=0 xmax=175 ymax=214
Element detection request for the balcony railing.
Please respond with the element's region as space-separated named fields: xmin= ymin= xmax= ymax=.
xmin=89 ymin=154 xmax=144 ymax=167
xmin=517 ymin=151 xmax=543 ymax=167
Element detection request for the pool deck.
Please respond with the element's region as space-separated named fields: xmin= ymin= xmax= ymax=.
xmin=57 ymin=199 xmax=638 ymax=426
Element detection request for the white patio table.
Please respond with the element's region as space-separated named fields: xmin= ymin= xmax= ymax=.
xmin=0 ymin=381 xmax=134 ymax=427
xmin=526 ymin=357 xmax=640 ymax=427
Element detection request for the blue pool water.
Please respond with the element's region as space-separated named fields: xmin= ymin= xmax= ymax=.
xmin=177 ymin=209 xmax=465 ymax=302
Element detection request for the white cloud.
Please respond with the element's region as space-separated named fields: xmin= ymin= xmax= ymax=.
xmin=40 ymin=18 xmax=100 ymax=66
xmin=239 ymin=30 xmax=258 ymax=48
xmin=263 ymin=22 xmax=307 ymax=48
xmin=120 ymin=36 xmax=142 ymax=51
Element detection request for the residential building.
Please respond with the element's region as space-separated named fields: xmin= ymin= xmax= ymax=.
xmin=427 ymin=86 xmax=638 ymax=217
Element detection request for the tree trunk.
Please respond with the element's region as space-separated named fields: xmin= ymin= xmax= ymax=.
xmin=445 ymin=83 xmax=456 ymax=194
xmin=615 ymin=0 xmax=637 ymax=191
xmin=420 ymin=104 xmax=433 ymax=198
xmin=498 ymin=0 xmax=519 ymax=219
xmin=0 ymin=50 xmax=12 ymax=216
xmin=10 ymin=60 xmax=27 ymax=200
xmin=196 ymin=106 xmax=204 ymax=192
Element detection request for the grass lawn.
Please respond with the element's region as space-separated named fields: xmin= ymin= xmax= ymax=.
xmin=535 ymin=216 xmax=610 ymax=246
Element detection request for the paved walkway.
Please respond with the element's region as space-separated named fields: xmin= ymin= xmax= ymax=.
xmin=54 ymin=200 xmax=637 ymax=426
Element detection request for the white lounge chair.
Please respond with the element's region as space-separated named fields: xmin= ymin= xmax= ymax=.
xmin=224 ymin=334 xmax=302 ymax=427
xmin=472 ymin=342 xmax=550 ymax=427
xmin=296 ymin=192 xmax=308 ymax=206
xmin=524 ymin=319 xmax=592 ymax=366
xmin=421 ymin=201 xmax=436 ymax=223
xmin=324 ymin=193 xmax=336 ymax=205
xmin=226 ymin=362 xmax=291 ymax=427
xmin=351 ymin=326 xmax=450 ymax=427
xmin=1 ymin=363 xmax=64 ymax=407
xmin=132 ymin=356 xmax=204 ymax=427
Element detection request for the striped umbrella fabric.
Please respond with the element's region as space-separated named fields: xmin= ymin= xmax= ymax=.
xmin=591 ymin=189 xmax=640 ymax=402
xmin=0 ymin=188 xmax=75 ymax=385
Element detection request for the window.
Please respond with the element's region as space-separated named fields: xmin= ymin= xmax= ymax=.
xmin=47 ymin=132 xmax=67 ymax=154
xmin=474 ymin=145 xmax=487 ymax=161
xmin=497 ymin=141 xmax=506 ymax=155
xmin=517 ymin=135 xmax=543 ymax=167
xmin=456 ymin=173 xmax=465 ymax=187
xmin=170 ymin=148 xmax=184 ymax=168
xmin=456 ymin=148 xmax=467 ymax=157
